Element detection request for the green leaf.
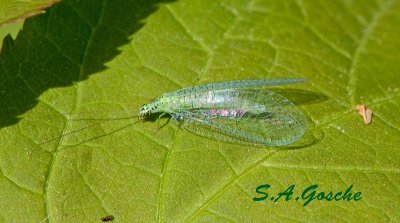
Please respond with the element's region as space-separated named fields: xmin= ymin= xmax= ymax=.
xmin=0 ymin=0 xmax=60 ymax=25
xmin=1 ymin=0 xmax=399 ymax=222
xmin=0 ymin=20 xmax=23 ymax=49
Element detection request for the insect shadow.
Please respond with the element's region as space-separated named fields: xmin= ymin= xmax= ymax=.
xmin=143 ymin=112 xmax=173 ymax=131
xmin=268 ymin=88 xmax=329 ymax=106
xmin=278 ymin=130 xmax=325 ymax=150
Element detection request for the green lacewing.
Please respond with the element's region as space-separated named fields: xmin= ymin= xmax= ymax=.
xmin=139 ymin=79 xmax=307 ymax=146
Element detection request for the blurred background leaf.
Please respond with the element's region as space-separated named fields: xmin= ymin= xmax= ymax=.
xmin=0 ymin=0 xmax=59 ymax=25
xmin=0 ymin=0 xmax=399 ymax=222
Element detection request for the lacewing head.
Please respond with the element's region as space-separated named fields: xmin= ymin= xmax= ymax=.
xmin=139 ymin=104 xmax=150 ymax=119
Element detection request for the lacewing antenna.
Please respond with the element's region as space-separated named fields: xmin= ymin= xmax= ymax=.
xmin=36 ymin=115 xmax=141 ymax=147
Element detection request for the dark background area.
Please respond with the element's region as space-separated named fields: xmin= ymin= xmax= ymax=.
xmin=0 ymin=0 xmax=173 ymax=128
